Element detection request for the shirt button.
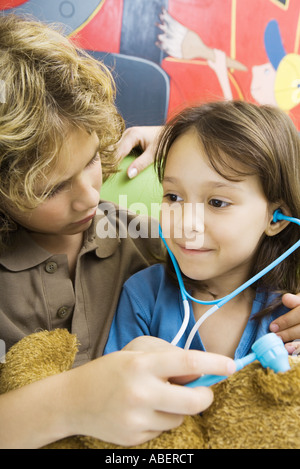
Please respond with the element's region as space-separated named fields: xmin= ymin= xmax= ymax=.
xmin=57 ymin=306 xmax=69 ymax=319
xmin=45 ymin=261 xmax=58 ymax=274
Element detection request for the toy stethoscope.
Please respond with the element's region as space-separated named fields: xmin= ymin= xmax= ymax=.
xmin=159 ymin=210 xmax=300 ymax=387
xmin=159 ymin=210 xmax=300 ymax=350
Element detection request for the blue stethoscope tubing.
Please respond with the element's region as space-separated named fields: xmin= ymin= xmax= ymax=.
xmin=159 ymin=210 xmax=300 ymax=349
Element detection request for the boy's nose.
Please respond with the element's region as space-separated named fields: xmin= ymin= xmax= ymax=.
xmin=71 ymin=181 xmax=100 ymax=213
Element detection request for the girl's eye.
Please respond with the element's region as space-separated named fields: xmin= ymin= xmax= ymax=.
xmin=209 ymin=199 xmax=229 ymax=208
xmin=165 ymin=194 xmax=183 ymax=203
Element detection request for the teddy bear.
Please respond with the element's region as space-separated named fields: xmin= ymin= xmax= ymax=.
xmin=0 ymin=328 xmax=299 ymax=449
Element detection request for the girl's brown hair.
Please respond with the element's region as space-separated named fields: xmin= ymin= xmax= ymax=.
xmin=155 ymin=101 xmax=300 ymax=316
xmin=0 ymin=14 xmax=124 ymax=251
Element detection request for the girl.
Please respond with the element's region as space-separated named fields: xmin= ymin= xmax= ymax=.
xmin=105 ymin=101 xmax=300 ymax=359
xmin=0 ymin=15 xmax=237 ymax=449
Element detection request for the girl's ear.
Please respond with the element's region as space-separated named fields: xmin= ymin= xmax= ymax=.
xmin=265 ymin=205 xmax=291 ymax=237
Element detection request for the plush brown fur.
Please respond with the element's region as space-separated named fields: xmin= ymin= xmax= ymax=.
xmin=0 ymin=329 xmax=299 ymax=449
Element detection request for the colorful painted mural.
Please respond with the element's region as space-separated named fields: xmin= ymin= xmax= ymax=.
xmin=1 ymin=0 xmax=300 ymax=128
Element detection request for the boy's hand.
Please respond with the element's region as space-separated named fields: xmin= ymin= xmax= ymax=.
xmin=269 ymin=293 xmax=300 ymax=344
xmin=123 ymin=335 xmax=177 ymax=353
xmin=116 ymin=126 xmax=161 ymax=179
xmin=66 ymin=347 xmax=235 ymax=447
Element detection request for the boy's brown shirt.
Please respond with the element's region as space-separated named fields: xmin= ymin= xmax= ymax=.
xmin=0 ymin=202 xmax=162 ymax=367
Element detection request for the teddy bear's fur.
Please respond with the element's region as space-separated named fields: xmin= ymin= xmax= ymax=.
xmin=0 ymin=329 xmax=299 ymax=449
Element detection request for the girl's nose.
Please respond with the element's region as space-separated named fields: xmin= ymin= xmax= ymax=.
xmin=182 ymin=203 xmax=205 ymax=248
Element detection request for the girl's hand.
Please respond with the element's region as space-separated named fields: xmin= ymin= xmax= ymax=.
xmin=269 ymin=293 xmax=300 ymax=343
xmin=65 ymin=348 xmax=235 ymax=447
xmin=285 ymin=340 xmax=300 ymax=356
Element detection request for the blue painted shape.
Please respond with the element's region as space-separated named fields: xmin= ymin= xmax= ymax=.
xmin=3 ymin=0 xmax=101 ymax=34
xmin=264 ymin=19 xmax=286 ymax=70
xmin=88 ymin=51 xmax=170 ymax=126
xmin=121 ymin=0 xmax=169 ymax=64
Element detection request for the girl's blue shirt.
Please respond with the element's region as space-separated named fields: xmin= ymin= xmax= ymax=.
xmin=104 ymin=264 xmax=288 ymax=358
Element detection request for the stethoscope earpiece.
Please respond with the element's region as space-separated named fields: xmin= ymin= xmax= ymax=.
xmin=272 ymin=209 xmax=284 ymax=224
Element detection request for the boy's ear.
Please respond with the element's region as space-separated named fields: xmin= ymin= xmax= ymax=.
xmin=265 ymin=205 xmax=291 ymax=237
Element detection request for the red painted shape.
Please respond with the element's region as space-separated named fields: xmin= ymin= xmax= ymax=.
xmin=0 ymin=0 xmax=28 ymax=9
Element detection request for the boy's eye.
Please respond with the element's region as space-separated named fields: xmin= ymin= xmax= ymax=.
xmin=45 ymin=153 xmax=100 ymax=199
xmin=88 ymin=152 xmax=101 ymax=166
xmin=47 ymin=183 xmax=66 ymax=199
xmin=209 ymin=199 xmax=229 ymax=208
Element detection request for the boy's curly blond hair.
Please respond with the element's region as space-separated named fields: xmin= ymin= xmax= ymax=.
xmin=0 ymin=14 xmax=124 ymax=251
